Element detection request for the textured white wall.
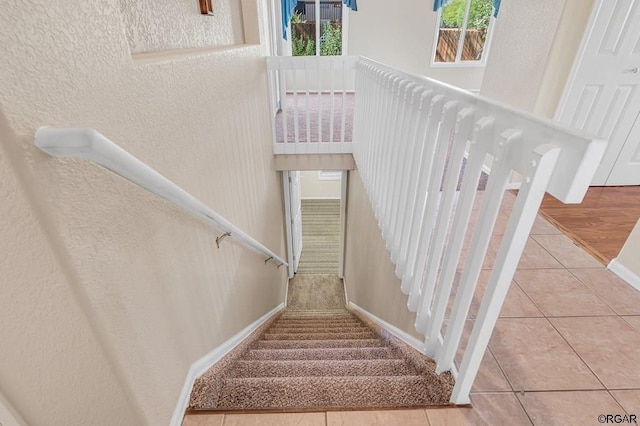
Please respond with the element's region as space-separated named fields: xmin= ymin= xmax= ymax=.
xmin=480 ymin=0 xmax=564 ymax=111
xmin=0 ymin=1 xmax=286 ymax=425
xmin=618 ymin=219 xmax=640 ymax=278
xmin=347 ymin=0 xmax=485 ymax=90
xmin=301 ymin=171 xmax=342 ymax=199
xmin=480 ymin=0 xmax=594 ymax=115
xmin=119 ymin=0 xmax=245 ymax=53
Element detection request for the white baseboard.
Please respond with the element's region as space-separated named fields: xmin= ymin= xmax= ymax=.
xmin=301 ymin=197 xmax=341 ymax=200
xmin=608 ymin=258 xmax=640 ymax=292
xmin=348 ymin=302 xmax=426 ymax=354
xmin=170 ymin=303 xmax=285 ymax=426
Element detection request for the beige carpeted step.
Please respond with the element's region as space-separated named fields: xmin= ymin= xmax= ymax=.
xmin=216 ymin=375 xmax=449 ymax=410
xmin=281 ymin=309 xmax=348 ymax=314
xmin=271 ymin=319 xmax=362 ymax=326
xmin=243 ymin=346 xmax=395 ymax=361
xmin=254 ymin=339 xmax=385 ymax=350
xmin=266 ymin=326 xmax=370 ymax=334
xmin=262 ymin=331 xmax=377 ymax=340
xmin=226 ymin=359 xmax=415 ymax=378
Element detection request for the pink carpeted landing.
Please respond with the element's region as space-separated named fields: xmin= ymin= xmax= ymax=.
xmin=275 ymin=93 xmax=354 ymax=143
xmin=188 ymin=309 xmax=453 ymax=412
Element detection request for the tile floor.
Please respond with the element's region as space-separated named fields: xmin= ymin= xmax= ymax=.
xmin=183 ymin=192 xmax=640 ymax=425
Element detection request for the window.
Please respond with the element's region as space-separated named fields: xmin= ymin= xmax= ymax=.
xmin=290 ymin=0 xmax=347 ymax=56
xmin=433 ymin=0 xmax=495 ymax=65
xmin=318 ymin=170 xmax=342 ymax=181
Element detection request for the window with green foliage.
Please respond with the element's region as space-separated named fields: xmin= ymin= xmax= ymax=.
xmin=434 ymin=0 xmax=494 ymax=64
xmin=290 ymin=1 xmax=344 ymax=56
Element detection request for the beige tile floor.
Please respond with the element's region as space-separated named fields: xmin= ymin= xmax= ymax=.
xmin=183 ymin=192 xmax=640 ymax=425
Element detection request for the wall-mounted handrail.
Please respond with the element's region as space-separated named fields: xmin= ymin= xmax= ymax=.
xmin=34 ymin=127 xmax=288 ymax=268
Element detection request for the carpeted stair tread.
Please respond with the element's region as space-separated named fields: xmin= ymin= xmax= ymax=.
xmin=272 ymin=319 xmax=362 ymax=326
xmin=269 ymin=323 xmax=364 ymax=333
xmin=271 ymin=321 xmax=363 ymax=328
xmin=253 ymin=339 xmax=385 ymax=350
xmin=226 ymin=359 xmax=416 ymax=378
xmin=243 ymin=346 xmax=395 ymax=361
xmin=213 ymin=375 xmax=449 ymax=409
xmin=280 ymin=310 xmax=349 ymax=316
xmin=297 ymin=267 xmax=339 ymax=273
xmin=266 ymin=326 xmax=370 ymax=334
xmin=270 ymin=323 xmax=362 ymax=329
xmin=262 ymin=331 xmax=378 ymax=340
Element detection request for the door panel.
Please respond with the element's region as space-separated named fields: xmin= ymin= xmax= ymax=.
xmin=556 ymin=0 xmax=640 ymax=185
xmin=289 ymin=171 xmax=303 ymax=272
xmin=608 ymin=110 xmax=640 ymax=184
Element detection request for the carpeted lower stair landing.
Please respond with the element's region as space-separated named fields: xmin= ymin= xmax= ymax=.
xmin=188 ymin=309 xmax=454 ymax=412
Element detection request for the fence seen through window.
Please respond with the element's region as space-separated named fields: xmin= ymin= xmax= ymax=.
xmin=291 ymin=0 xmax=343 ymax=56
xmin=435 ymin=0 xmax=493 ymax=63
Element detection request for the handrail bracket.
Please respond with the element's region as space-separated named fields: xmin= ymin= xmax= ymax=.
xmin=216 ymin=232 xmax=231 ymax=248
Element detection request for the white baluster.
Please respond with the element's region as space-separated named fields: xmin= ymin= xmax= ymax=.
xmin=449 ymin=143 xmax=561 ymax=402
xmin=431 ymin=129 xmax=520 ymax=363
xmin=386 ymin=84 xmax=419 ymax=255
xmin=376 ymin=78 xmax=404 ymax=220
xmin=412 ymin=107 xmax=474 ymax=321
xmin=402 ymin=101 xmax=458 ymax=296
xmin=423 ymin=116 xmax=496 ymax=354
xmin=305 ymin=59 xmax=311 ymax=145
xmin=391 ymin=87 xmax=428 ymax=263
xmin=397 ymin=94 xmax=443 ymax=280
xmin=317 ymin=56 xmax=322 ymax=148
xmin=383 ymin=82 xmax=415 ymax=242
xmin=281 ymin=59 xmax=290 ymax=153
xmin=330 ymin=58 xmax=336 ymax=147
xmin=291 ymin=64 xmax=300 ymax=149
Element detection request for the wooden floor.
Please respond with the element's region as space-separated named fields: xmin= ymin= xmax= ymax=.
xmin=538 ymin=186 xmax=640 ymax=265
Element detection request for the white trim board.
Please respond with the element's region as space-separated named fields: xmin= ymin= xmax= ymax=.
xmin=170 ymin=303 xmax=285 ymax=426
xmin=348 ymin=302 xmax=426 ymax=354
xmin=608 ymin=258 xmax=640 ymax=293
xmin=300 ymin=197 xmax=341 ymax=200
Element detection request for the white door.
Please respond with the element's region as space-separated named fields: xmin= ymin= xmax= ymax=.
xmin=283 ymin=171 xmax=303 ymax=277
xmin=556 ymin=0 xmax=640 ymax=185
xmin=608 ymin=110 xmax=640 ymax=184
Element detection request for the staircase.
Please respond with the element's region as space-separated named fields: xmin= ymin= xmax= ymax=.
xmin=189 ymin=309 xmax=453 ymax=411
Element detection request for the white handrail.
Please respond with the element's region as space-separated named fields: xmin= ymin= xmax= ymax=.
xmin=34 ymin=127 xmax=288 ymax=268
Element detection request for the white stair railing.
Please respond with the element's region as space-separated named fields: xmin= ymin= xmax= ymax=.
xmin=35 ymin=127 xmax=288 ymax=268
xmin=266 ymin=55 xmax=358 ymax=154
xmin=352 ymin=57 xmax=606 ymax=404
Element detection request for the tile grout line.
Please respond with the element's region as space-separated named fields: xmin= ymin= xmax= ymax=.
xmin=566 ymin=268 xmax=630 ymax=318
xmin=545 ymin=316 xmax=609 ymax=393
xmin=529 ymin=233 xmax=604 ymax=270
xmin=605 ymin=390 xmax=630 ymax=417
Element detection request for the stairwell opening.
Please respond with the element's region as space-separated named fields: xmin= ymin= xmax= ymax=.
xmin=296 ymin=170 xmax=343 ymax=274
xmin=184 ymin=169 xmax=456 ymax=414
xmin=284 ymin=169 xmax=347 ymax=311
